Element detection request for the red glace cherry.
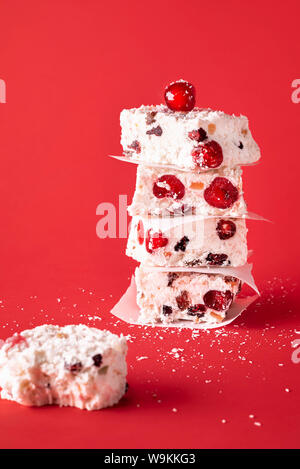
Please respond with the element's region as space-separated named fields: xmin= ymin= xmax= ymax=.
xmin=204 ymin=177 xmax=239 ymax=209
xmin=164 ymin=80 xmax=196 ymax=112
xmin=216 ymin=219 xmax=237 ymax=240
xmin=192 ymin=141 xmax=223 ymax=169
xmin=145 ymin=229 xmax=169 ymax=253
xmin=203 ymin=290 xmax=233 ymax=311
xmin=137 ymin=220 xmax=144 ymax=245
xmin=153 ymin=175 xmax=185 ymax=200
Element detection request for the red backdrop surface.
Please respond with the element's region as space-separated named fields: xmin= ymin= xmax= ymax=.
xmin=0 ymin=0 xmax=299 ymax=449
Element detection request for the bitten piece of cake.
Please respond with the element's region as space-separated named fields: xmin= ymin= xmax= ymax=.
xmin=0 ymin=325 xmax=127 ymax=411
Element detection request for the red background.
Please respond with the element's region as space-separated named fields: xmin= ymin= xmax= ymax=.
xmin=0 ymin=0 xmax=299 ymax=449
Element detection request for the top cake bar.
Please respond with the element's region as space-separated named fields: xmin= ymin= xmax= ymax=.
xmin=120 ymin=105 xmax=260 ymax=172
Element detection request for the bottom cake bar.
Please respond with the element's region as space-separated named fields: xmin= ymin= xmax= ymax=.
xmin=135 ymin=266 xmax=242 ymax=325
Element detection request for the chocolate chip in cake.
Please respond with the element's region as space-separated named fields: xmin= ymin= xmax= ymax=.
xmin=146 ymin=125 xmax=163 ymax=136
xmin=174 ymin=236 xmax=189 ymax=252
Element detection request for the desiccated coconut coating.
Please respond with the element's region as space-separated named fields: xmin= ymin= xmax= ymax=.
xmin=135 ymin=266 xmax=241 ymax=325
xmin=0 ymin=325 xmax=127 ymax=411
xmin=127 ymin=216 xmax=248 ymax=267
xmin=120 ymin=105 xmax=260 ymax=172
xmin=128 ymin=165 xmax=246 ymax=218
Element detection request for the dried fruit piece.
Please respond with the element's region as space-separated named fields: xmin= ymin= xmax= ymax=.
xmin=188 ymin=128 xmax=207 ymax=142
xmin=92 ymin=354 xmax=103 ymax=367
xmin=153 ymin=174 xmax=185 ymax=200
xmin=128 ymin=140 xmax=141 ymax=153
xmin=189 ymin=181 xmax=204 ymax=191
xmin=187 ymin=304 xmax=207 ymax=317
xmin=216 ymin=219 xmax=237 ymax=240
xmin=210 ymin=312 xmax=223 ymax=322
xmin=192 ymin=141 xmax=223 ymax=169
xmin=174 ymin=236 xmax=189 ymax=252
xmin=164 ymin=80 xmax=196 ymax=112
xmin=203 ymin=290 xmax=233 ymax=311
xmin=65 ymin=362 xmax=82 ymax=373
xmin=238 ymin=141 xmax=244 ymax=149
xmin=162 ymin=305 xmax=173 ymax=315
xmin=208 ymin=123 xmax=216 ymax=134
xmin=206 ymin=253 xmax=229 ymax=265
xmin=204 ymin=177 xmax=239 ymax=209
xmin=146 ymin=229 xmax=168 ymax=253
xmin=167 ymin=272 xmax=179 ymax=287
xmin=176 ymin=291 xmax=190 ymax=310
xmin=146 ymin=125 xmax=163 ymax=136
xmin=137 ymin=220 xmax=144 ymax=245
xmin=146 ymin=111 xmax=157 ymax=125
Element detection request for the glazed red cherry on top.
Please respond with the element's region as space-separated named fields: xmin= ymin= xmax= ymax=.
xmin=164 ymin=80 xmax=196 ymax=112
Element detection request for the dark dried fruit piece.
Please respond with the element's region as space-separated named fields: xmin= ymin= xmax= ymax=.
xmin=238 ymin=141 xmax=244 ymax=149
xmin=204 ymin=177 xmax=239 ymax=209
xmin=185 ymin=259 xmax=201 ymax=267
xmin=206 ymin=253 xmax=229 ymax=266
xmin=176 ymin=290 xmax=190 ymax=310
xmin=164 ymin=80 xmax=196 ymax=112
xmin=203 ymin=290 xmax=233 ymax=311
xmin=125 ymin=382 xmax=129 ymax=393
xmin=192 ymin=141 xmax=223 ymax=169
xmin=167 ymin=272 xmax=179 ymax=287
xmin=153 ymin=174 xmax=185 ymax=200
xmin=174 ymin=236 xmax=189 ymax=252
xmin=162 ymin=305 xmax=173 ymax=315
xmin=146 ymin=111 xmax=157 ymax=125
xmin=188 ymin=128 xmax=207 ymax=142
xmin=224 ymin=276 xmax=238 ymax=283
xmin=187 ymin=304 xmax=207 ymax=317
xmin=92 ymin=354 xmax=103 ymax=367
xmin=146 ymin=229 xmax=169 ymax=253
xmin=137 ymin=220 xmax=144 ymax=245
xmin=146 ymin=125 xmax=163 ymax=136
xmin=128 ymin=140 xmax=141 ymax=154
xmin=65 ymin=362 xmax=82 ymax=373
xmin=216 ymin=219 xmax=236 ymax=240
